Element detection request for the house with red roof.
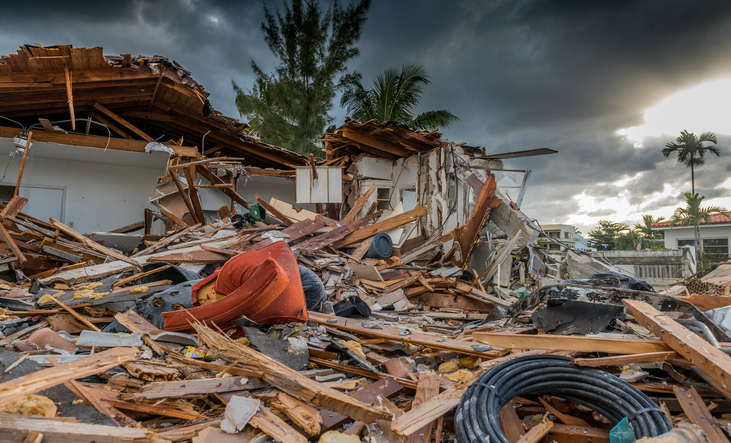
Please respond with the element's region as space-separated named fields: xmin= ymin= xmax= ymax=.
xmin=651 ymin=212 xmax=731 ymax=256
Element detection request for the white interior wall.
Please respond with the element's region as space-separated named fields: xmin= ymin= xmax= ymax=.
xmin=0 ymin=139 xmax=169 ymax=234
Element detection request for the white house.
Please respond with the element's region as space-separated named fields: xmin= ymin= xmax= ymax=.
xmin=652 ymin=212 xmax=731 ymax=256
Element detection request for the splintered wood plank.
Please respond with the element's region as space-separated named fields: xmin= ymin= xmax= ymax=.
xmin=406 ymin=372 xmax=441 ymax=443
xmin=499 ymin=403 xmax=525 ymax=442
xmin=0 ymin=414 xmax=166 ymax=443
xmin=184 ymin=165 xmax=205 ymax=224
xmin=167 ymin=170 xmax=199 ymax=224
xmin=14 ymin=131 xmax=32 ymax=199
xmin=309 ymin=313 xmax=505 ymax=358
xmin=342 ymin=182 xmax=376 ymax=223
xmin=50 ymin=296 xmax=101 ymax=332
xmin=624 ymin=299 xmax=731 ymax=392
xmin=195 ymin=323 xmax=390 ymax=424
xmin=517 ymin=418 xmax=554 ymax=443
xmin=391 ymin=350 xmax=551 ymax=437
xmin=673 ymin=386 xmax=729 ymax=443
xmin=48 ymin=357 xmax=137 ymax=428
xmin=49 ymin=217 xmax=140 ymax=268
xmin=0 ymin=223 xmax=26 ymax=263
xmin=293 ymin=211 xmax=383 ymax=254
xmin=332 ymin=205 xmax=430 ymax=248
xmin=267 ymin=391 xmax=323 ymax=436
xmin=319 ymin=376 xmax=405 ymax=432
xmin=447 ymin=171 xmax=498 ymax=267
xmin=122 ymin=376 xmax=255 ymax=400
xmin=0 ymin=195 xmax=28 ymax=219
xmin=249 ymin=404 xmax=308 ymax=443
xmin=472 ymin=332 xmax=671 ymax=354
xmin=0 ymin=348 xmax=138 ymax=410
xmin=112 ymin=265 xmax=171 ymax=288
xmin=571 ymin=351 xmax=681 ymax=367
xmin=254 ymin=194 xmax=294 ymax=226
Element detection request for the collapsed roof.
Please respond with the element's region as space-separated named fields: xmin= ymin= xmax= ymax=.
xmin=0 ymin=44 xmax=307 ymax=169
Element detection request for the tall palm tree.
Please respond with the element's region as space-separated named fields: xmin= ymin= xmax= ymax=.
xmin=669 ymin=193 xmax=726 ymax=262
xmin=662 ymin=130 xmax=720 ymax=194
xmin=633 ymin=214 xmax=665 ymax=249
xmin=340 ymin=63 xmax=459 ymax=131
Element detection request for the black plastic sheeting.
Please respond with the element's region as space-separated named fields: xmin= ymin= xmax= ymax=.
xmin=532 ymin=299 xmax=624 ymax=335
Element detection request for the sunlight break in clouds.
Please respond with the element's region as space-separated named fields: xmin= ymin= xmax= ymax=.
xmin=618 ymin=77 xmax=731 ymax=145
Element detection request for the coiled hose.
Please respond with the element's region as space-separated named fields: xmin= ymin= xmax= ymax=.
xmin=455 ymin=355 xmax=672 ymax=443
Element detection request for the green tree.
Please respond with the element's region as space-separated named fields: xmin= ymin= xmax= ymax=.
xmin=633 ymin=214 xmax=665 ymax=250
xmin=615 ymin=230 xmax=641 ymax=251
xmin=234 ymin=0 xmax=371 ymax=155
xmin=662 ymin=130 xmax=720 ymax=194
xmin=669 ymin=192 xmax=726 ymax=262
xmin=340 ymin=63 xmax=459 ymax=130
xmin=588 ymin=220 xmax=629 ymax=251
xmin=233 ymin=77 xmax=293 ymax=147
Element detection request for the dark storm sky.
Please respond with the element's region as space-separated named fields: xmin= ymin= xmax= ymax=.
xmin=2 ymin=0 xmax=731 ymax=232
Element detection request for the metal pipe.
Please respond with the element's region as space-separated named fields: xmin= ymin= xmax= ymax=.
xmin=676 ymin=317 xmax=731 ymax=355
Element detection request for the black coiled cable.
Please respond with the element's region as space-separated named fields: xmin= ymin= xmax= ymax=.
xmin=455 ymin=355 xmax=672 ymax=443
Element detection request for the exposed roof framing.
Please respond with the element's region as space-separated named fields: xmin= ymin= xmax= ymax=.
xmin=0 ymin=44 xmax=307 ymax=169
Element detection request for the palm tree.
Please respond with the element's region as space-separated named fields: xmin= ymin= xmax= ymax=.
xmin=669 ymin=193 xmax=726 ymax=262
xmin=633 ymin=214 xmax=665 ymax=249
xmin=662 ymin=130 xmax=720 ymax=194
xmin=340 ymin=63 xmax=459 ymax=131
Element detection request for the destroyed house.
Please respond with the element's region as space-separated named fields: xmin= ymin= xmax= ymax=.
xmin=0 ymin=44 xmax=307 ymax=235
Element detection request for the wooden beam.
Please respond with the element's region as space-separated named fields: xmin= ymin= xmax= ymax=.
xmin=92 ymin=102 xmax=153 ymax=141
xmin=64 ymin=66 xmax=75 ymax=131
xmin=571 ymin=351 xmax=681 ymax=367
xmin=196 ymin=164 xmax=249 ymax=209
xmin=308 ymin=313 xmax=504 ymax=358
xmin=294 ymin=212 xmax=383 ymax=254
xmin=447 ymin=171 xmax=498 ymax=267
xmin=49 ymin=218 xmax=141 ymax=269
xmin=184 ymin=165 xmax=206 ymax=223
xmin=342 ymin=183 xmax=376 ymax=223
xmin=255 ymin=195 xmax=294 ymax=226
xmin=341 ymin=128 xmax=413 ymax=157
xmin=624 ymin=299 xmax=731 ymax=392
xmin=405 ymin=372 xmax=440 ymax=443
xmin=0 ymin=126 xmax=198 ymax=157
xmin=89 ymin=111 xmax=133 ymax=140
xmin=167 ymin=170 xmax=199 ymax=224
xmin=0 ymin=196 xmax=28 ymax=219
xmin=194 ymin=323 xmax=391 ymax=424
xmin=674 ymin=386 xmax=729 ymax=443
xmin=13 ymin=131 xmax=32 ymax=198
xmin=472 ymin=332 xmax=671 ymax=354
xmin=0 ymin=222 xmax=26 ymax=263
xmin=0 ymin=413 xmax=166 ymax=443
xmin=159 ymin=208 xmax=189 ymax=229
xmin=517 ymin=418 xmax=554 ymax=443
xmin=332 ymin=204 xmax=430 ymax=248
xmin=50 ymin=296 xmax=101 ymax=332
xmin=0 ymin=347 xmax=138 ymax=410
xmin=391 ymin=350 xmax=550 ymax=437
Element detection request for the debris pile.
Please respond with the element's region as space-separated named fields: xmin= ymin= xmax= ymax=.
xmin=0 ymin=45 xmax=729 ymax=443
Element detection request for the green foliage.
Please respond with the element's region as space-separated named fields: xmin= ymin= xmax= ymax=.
xmin=669 ymin=193 xmax=726 ymax=228
xmin=670 ymin=192 xmax=727 ymax=262
xmin=340 ymin=63 xmax=459 ymax=130
xmin=614 ymin=230 xmax=641 ymax=251
xmin=662 ymin=130 xmax=720 ymax=194
xmin=633 ymin=214 xmax=665 ymax=249
xmin=588 ymin=220 xmax=630 ymax=251
xmin=234 ymin=0 xmax=371 ymax=155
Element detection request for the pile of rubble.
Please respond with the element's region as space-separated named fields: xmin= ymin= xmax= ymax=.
xmin=0 ymin=186 xmax=730 ymax=443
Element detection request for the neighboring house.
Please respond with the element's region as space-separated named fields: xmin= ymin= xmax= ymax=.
xmin=652 ymin=212 xmax=731 ymax=256
xmin=0 ymin=44 xmax=307 ymax=234
xmin=538 ymin=223 xmax=576 ymax=251
xmin=573 ymin=235 xmax=595 ymax=251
